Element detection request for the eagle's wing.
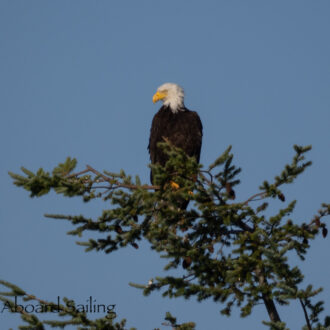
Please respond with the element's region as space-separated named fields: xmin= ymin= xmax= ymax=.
xmin=170 ymin=111 xmax=203 ymax=162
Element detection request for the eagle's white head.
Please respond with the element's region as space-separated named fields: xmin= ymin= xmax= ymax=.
xmin=152 ymin=83 xmax=185 ymax=113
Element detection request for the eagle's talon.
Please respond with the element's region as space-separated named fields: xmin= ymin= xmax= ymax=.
xmin=170 ymin=181 xmax=180 ymax=190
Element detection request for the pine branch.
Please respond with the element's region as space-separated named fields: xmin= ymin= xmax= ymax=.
xmin=7 ymin=143 xmax=330 ymax=329
xmin=0 ymin=280 xmax=131 ymax=330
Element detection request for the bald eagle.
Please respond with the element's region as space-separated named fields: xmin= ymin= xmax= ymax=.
xmin=148 ymin=83 xmax=203 ymax=186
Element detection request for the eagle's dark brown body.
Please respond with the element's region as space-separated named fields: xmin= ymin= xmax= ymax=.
xmin=148 ymin=105 xmax=203 ymax=184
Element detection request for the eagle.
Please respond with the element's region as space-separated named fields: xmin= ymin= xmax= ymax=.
xmin=148 ymin=83 xmax=203 ymax=189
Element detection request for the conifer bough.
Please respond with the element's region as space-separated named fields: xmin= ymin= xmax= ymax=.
xmin=3 ymin=143 xmax=330 ymax=330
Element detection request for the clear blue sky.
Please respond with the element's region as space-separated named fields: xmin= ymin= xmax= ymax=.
xmin=1 ymin=1 xmax=330 ymax=329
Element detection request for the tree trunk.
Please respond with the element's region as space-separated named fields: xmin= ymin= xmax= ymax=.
xmin=262 ymin=293 xmax=281 ymax=322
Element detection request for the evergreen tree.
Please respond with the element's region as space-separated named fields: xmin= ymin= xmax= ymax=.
xmin=2 ymin=143 xmax=329 ymax=329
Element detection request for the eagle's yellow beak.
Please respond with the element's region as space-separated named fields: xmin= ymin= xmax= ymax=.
xmin=152 ymin=91 xmax=167 ymax=103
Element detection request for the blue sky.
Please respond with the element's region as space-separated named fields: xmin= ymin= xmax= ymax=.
xmin=1 ymin=1 xmax=330 ymax=329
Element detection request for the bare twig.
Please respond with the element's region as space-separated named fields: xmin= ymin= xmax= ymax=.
xmin=66 ymin=168 xmax=90 ymax=178
xmin=183 ymin=274 xmax=196 ymax=282
xmin=200 ymin=170 xmax=214 ymax=184
xmin=242 ymin=192 xmax=267 ymax=205
xmin=299 ymin=298 xmax=312 ymax=330
xmin=66 ymin=165 xmax=160 ymax=190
